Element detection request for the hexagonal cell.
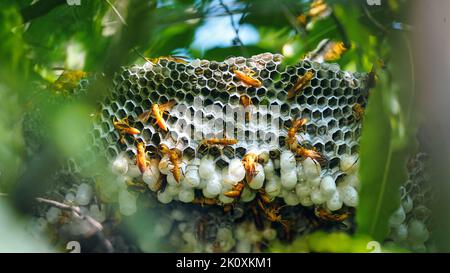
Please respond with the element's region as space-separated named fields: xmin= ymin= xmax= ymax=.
xmin=280 ymin=103 xmax=290 ymax=116
xmin=280 ymin=72 xmax=291 ymax=83
xmin=319 ymin=79 xmax=330 ymax=88
xmin=306 ymin=124 xmax=317 ymax=135
xmin=327 ymin=119 xmax=337 ymax=129
xmin=302 ymin=108 xmax=312 ymax=120
xmin=342 ymin=105 xmax=352 ymax=117
xmin=343 ymin=130 xmax=353 ymax=141
xmin=338 ymin=97 xmax=347 ymax=106
xmin=290 ymin=107 xmax=301 ymax=117
xmin=337 ymin=144 xmax=347 ymax=155
xmin=310 ymin=77 xmax=319 ymax=87
xmin=302 ymin=86 xmax=313 ymax=97
xmin=311 ymin=110 xmax=321 ymax=120
xmin=200 ymin=87 xmax=210 ymax=97
xmin=317 ymin=125 xmax=327 ymax=136
xmin=306 ymin=96 xmax=317 ymax=105
xmin=324 ymin=141 xmax=335 ymax=153
xmin=332 ymin=130 xmax=343 ymax=141
xmin=235 ymin=147 xmax=247 ymax=158
xmin=351 ymin=144 xmax=359 ymax=154
xmin=317 ymin=97 xmax=326 ymax=106
xmin=124 ymin=101 xmax=135 ymax=112
xmin=322 ymin=107 xmax=332 ymax=118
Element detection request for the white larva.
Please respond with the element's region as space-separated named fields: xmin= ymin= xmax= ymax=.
xmin=281 ymin=169 xmax=297 ymax=190
xmin=402 ymin=195 xmax=414 ymax=214
xmin=167 ymin=172 xmax=182 ymax=186
xmin=407 ymin=220 xmax=429 ymax=244
xmin=89 ymin=204 xmax=106 ymax=223
xmin=142 ymin=164 xmax=160 ymax=186
xmin=65 ymin=192 xmax=76 ymax=203
xmin=300 ymin=195 xmax=314 ymax=207
xmin=308 ymin=176 xmax=321 ymax=188
xmin=240 ymin=186 xmax=256 ymax=202
xmin=158 ymin=156 xmax=172 ymax=175
xmin=296 ymin=163 xmax=306 ymax=183
xmin=392 ymin=224 xmax=408 ymax=242
xmin=340 ymin=154 xmax=359 ymax=174
xmin=45 ymin=207 xmax=61 ymax=224
xmin=339 ymin=185 xmax=359 ymax=207
xmin=115 ymin=175 xmax=128 ymax=189
xmin=222 ymin=173 xmax=239 ymax=187
xmin=284 ymin=191 xmax=300 ymax=206
xmin=320 ymin=175 xmax=336 ymax=200
xmin=228 ymin=158 xmax=246 ymax=182
xmin=265 ymin=177 xmax=281 ymax=197
xmin=202 ymin=187 xmax=216 ymax=199
xmin=198 ymin=178 xmax=208 ymax=189
xmin=178 ymin=188 xmax=195 ymax=203
xmin=157 ymin=190 xmax=173 ymax=204
xmin=205 ymin=180 xmax=222 ymax=197
xmin=166 ymin=184 xmax=181 ymax=197
xmin=295 ymin=182 xmax=311 ymax=199
xmin=279 ymin=188 xmax=290 ymax=198
xmin=273 ymin=159 xmax=281 ymax=169
xmin=248 ymin=163 xmax=264 ymax=190
xmin=147 ymin=178 xmax=161 ymax=192
xmin=264 ymin=159 xmax=276 ymax=180
xmin=326 ymin=190 xmax=343 ymax=211
xmin=118 ymin=189 xmax=137 ymax=216
xmin=389 ymin=206 xmax=406 ymax=228
xmin=75 ymin=183 xmax=93 ymax=206
xmin=342 ymin=174 xmax=360 ymax=190
xmin=127 ymin=164 xmax=142 ymax=178
xmin=111 ymin=154 xmax=129 ymax=175
xmin=183 ymin=169 xmax=201 ymax=188
xmin=310 ymin=189 xmax=326 ymax=205
xmin=302 ymin=157 xmax=321 ymax=180
xmin=199 ymin=156 xmax=215 ymax=179
xmin=280 ymin=150 xmax=297 ymax=170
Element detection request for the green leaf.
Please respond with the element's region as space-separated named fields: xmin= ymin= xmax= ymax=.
xmin=356 ymin=33 xmax=418 ymax=241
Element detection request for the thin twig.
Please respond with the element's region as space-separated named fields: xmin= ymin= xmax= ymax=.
xmin=363 ymin=4 xmax=388 ymax=34
xmin=36 ymin=197 xmax=103 ymax=231
xmin=219 ymin=0 xmax=246 ymax=54
xmin=36 ymin=196 xmax=114 ymax=252
xmin=280 ymin=3 xmax=305 ymax=37
xmin=105 ymin=0 xmax=127 ymax=26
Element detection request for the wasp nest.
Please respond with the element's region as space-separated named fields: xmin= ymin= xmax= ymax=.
xmin=91 ymin=52 xmax=368 ymax=214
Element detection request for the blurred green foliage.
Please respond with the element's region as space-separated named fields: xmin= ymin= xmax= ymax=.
xmin=357 ymin=36 xmax=418 ymax=242
xmin=269 ymin=231 xmax=407 ymax=253
xmin=0 ymin=0 xmax=419 ymax=252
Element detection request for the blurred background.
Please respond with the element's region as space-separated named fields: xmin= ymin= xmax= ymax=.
xmin=0 ymin=0 xmax=447 ymax=253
